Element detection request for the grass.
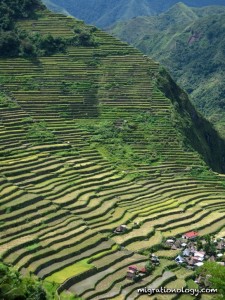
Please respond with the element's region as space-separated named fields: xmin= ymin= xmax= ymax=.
xmin=43 ymin=280 xmax=81 ymax=299
xmin=26 ymin=121 xmax=56 ymax=145
xmin=126 ymin=230 xmax=162 ymax=252
xmin=26 ymin=243 xmax=40 ymax=251
xmin=154 ymin=250 xmax=181 ymax=259
xmin=186 ymin=279 xmax=198 ymax=289
xmin=45 ymin=259 xmax=94 ymax=284
xmin=89 ymin=244 xmax=118 ymax=262
xmin=0 ymin=91 xmax=19 ymax=108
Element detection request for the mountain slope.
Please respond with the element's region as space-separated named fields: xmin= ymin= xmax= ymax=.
xmin=42 ymin=0 xmax=225 ymax=27
xmin=2 ymin=2 xmax=225 ymax=299
xmin=42 ymin=0 xmax=71 ymax=15
xmin=109 ymin=3 xmax=225 ymax=135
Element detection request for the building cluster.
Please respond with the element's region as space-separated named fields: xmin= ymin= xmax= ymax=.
xmin=164 ymin=231 xmax=225 ymax=269
xmin=126 ymin=254 xmax=160 ymax=281
xmin=126 ymin=265 xmax=147 ymax=281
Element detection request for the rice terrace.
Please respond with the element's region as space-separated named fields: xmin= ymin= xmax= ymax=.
xmin=1 ymin=0 xmax=225 ymax=299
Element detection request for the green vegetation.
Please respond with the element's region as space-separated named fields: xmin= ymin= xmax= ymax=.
xmin=202 ymin=235 xmax=217 ymax=255
xmin=46 ymin=260 xmax=94 ymax=284
xmin=72 ymin=26 xmax=98 ymax=47
xmin=196 ymin=261 xmax=225 ymax=299
xmin=0 ymin=0 xmax=98 ymax=58
xmin=26 ymin=121 xmax=56 ymax=145
xmin=109 ymin=3 xmax=225 ymax=135
xmin=61 ymin=81 xmax=97 ymax=94
xmin=78 ymin=113 xmax=162 ymax=171
xmin=26 ymin=243 xmax=40 ymax=251
xmin=157 ymin=66 xmax=225 ymax=173
xmin=145 ymin=261 xmax=155 ymax=274
xmin=0 ymin=0 xmax=66 ymax=57
xmin=0 ymin=261 xmax=47 ymax=299
xmin=0 ymin=0 xmax=43 ymax=30
xmin=42 ymin=0 xmax=225 ymax=28
xmin=0 ymin=91 xmax=19 ymax=108
xmin=83 ymin=120 xmax=138 ymax=165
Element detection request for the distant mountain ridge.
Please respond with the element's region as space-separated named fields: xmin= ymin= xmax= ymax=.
xmin=42 ymin=0 xmax=225 ymax=27
xmin=42 ymin=0 xmax=71 ymax=15
xmin=109 ymin=3 xmax=225 ymax=135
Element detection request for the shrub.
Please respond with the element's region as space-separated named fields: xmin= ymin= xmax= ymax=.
xmin=145 ymin=261 xmax=155 ymax=275
xmin=0 ymin=31 xmax=20 ymax=56
xmin=0 ymin=0 xmax=43 ymax=31
xmin=37 ymin=34 xmax=66 ymax=55
xmin=0 ymin=262 xmax=47 ymax=300
xmin=70 ymin=27 xmax=98 ymax=47
xmin=26 ymin=121 xmax=56 ymax=144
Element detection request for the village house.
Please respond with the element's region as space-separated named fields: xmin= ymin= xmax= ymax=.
xmin=208 ymin=255 xmax=216 ymax=262
xmin=186 ymin=256 xmax=197 ymax=266
xmin=171 ymin=244 xmax=178 ymax=250
xmin=195 ymin=262 xmax=204 ymax=267
xmin=217 ymin=261 xmax=225 ymax=266
xmin=175 ymin=255 xmax=185 ymax=264
xmin=183 ymin=248 xmax=191 ymax=257
xmin=216 ymin=240 xmax=225 ymax=250
xmin=128 ymin=265 xmax=138 ymax=272
xmin=174 ymin=240 xmax=182 ymax=249
xmin=126 ymin=269 xmax=136 ymax=280
xmin=127 ymin=265 xmax=138 ymax=280
xmin=127 ymin=265 xmax=142 ymax=281
xmin=195 ymin=274 xmax=212 ymax=287
xmin=162 ymin=234 xmax=225 ymax=271
xmin=151 ymin=254 xmax=160 ymax=265
xmin=139 ymin=267 xmax=147 ymax=274
xmin=182 ymin=231 xmax=199 ymax=240
xmin=193 ymin=251 xmax=205 ymax=261
xmin=126 ymin=263 xmax=152 ymax=281
xmin=165 ymin=239 xmax=175 ymax=246
xmin=217 ymin=253 xmax=223 ymax=258
xmin=114 ymin=224 xmax=127 ymax=234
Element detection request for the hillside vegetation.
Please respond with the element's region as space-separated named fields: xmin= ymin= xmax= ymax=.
xmin=109 ymin=3 xmax=225 ymax=135
xmin=42 ymin=0 xmax=225 ymax=28
xmin=0 ymin=0 xmax=99 ymax=58
xmin=2 ymin=1 xmax=225 ymax=299
xmin=0 ymin=261 xmax=47 ymax=299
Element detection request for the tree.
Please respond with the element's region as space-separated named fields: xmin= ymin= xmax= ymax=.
xmin=0 ymin=31 xmax=20 ymax=56
xmin=72 ymin=27 xmax=98 ymax=47
xmin=196 ymin=261 xmax=225 ymax=299
xmin=203 ymin=235 xmax=217 ymax=255
xmin=0 ymin=262 xmax=47 ymax=300
xmin=145 ymin=261 xmax=155 ymax=275
xmin=0 ymin=0 xmax=43 ymax=30
xmin=20 ymin=39 xmax=36 ymax=57
xmin=204 ymin=243 xmax=217 ymax=256
xmin=196 ymin=237 xmax=203 ymax=251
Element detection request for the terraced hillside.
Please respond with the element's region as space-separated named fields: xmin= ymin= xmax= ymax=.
xmin=1 ymin=8 xmax=225 ymax=299
xmin=109 ymin=3 xmax=225 ymax=136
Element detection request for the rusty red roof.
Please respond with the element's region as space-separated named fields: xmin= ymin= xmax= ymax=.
xmin=128 ymin=265 xmax=138 ymax=270
xmin=183 ymin=231 xmax=198 ymax=238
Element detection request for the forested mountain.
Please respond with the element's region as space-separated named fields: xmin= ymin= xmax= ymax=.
xmin=110 ymin=3 xmax=225 ymax=135
xmin=42 ymin=0 xmax=225 ymax=27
